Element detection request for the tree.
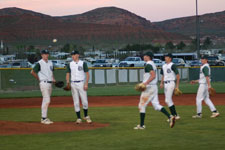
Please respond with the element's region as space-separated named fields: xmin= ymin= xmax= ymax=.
xmin=165 ymin=41 xmax=175 ymax=50
xmin=203 ymin=37 xmax=212 ymax=49
xmin=176 ymin=41 xmax=186 ymax=50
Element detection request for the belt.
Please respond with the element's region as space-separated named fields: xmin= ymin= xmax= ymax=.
xmin=42 ymin=81 xmax=53 ymax=83
xmin=164 ymin=81 xmax=174 ymax=84
xmin=71 ymin=80 xmax=83 ymax=83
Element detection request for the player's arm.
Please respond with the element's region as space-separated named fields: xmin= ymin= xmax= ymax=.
xmin=30 ymin=63 xmax=40 ymax=81
xmin=65 ymin=64 xmax=71 ymax=84
xmin=172 ymin=64 xmax=180 ymax=89
xmin=52 ymin=64 xmax=56 ymax=83
xmin=143 ymin=64 xmax=155 ymax=85
xmin=83 ymin=62 xmax=89 ymax=91
xmin=160 ymin=68 xmax=164 ymax=88
xmin=202 ymin=66 xmax=211 ymax=89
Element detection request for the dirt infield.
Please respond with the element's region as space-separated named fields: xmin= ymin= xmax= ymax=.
xmin=0 ymin=121 xmax=109 ymax=136
xmin=0 ymin=94 xmax=224 ymax=108
xmin=0 ymin=94 xmax=224 ymax=135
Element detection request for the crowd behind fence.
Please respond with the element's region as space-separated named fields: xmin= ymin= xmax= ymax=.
xmin=0 ymin=66 xmax=225 ymax=92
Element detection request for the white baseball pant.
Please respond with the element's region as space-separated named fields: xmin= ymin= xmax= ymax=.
xmin=196 ymin=84 xmax=216 ymax=114
xmin=40 ymin=82 xmax=52 ymax=118
xmin=164 ymin=81 xmax=175 ymax=107
xmin=139 ymin=85 xmax=163 ymax=113
xmin=71 ymin=82 xmax=88 ymax=112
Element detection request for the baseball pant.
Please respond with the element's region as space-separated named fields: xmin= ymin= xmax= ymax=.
xmin=71 ymin=82 xmax=88 ymax=113
xmin=164 ymin=81 xmax=175 ymax=107
xmin=196 ymin=84 xmax=216 ymax=114
xmin=139 ymin=85 xmax=163 ymax=113
xmin=40 ymin=82 xmax=52 ymax=118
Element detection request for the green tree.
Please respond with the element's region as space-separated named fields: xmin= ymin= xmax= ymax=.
xmin=176 ymin=41 xmax=186 ymax=50
xmin=165 ymin=41 xmax=175 ymax=50
xmin=203 ymin=37 xmax=212 ymax=49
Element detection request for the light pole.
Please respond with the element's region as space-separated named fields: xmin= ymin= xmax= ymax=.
xmin=196 ymin=0 xmax=200 ymax=58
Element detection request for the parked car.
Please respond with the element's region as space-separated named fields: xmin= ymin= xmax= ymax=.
xmin=119 ymin=57 xmax=145 ymax=67
xmin=52 ymin=60 xmax=66 ymax=68
xmin=92 ymin=59 xmax=112 ymax=67
xmin=172 ymin=58 xmax=186 ymax=67
xmin=207 ymin=56 xmax=225 ymax=66
xmin=153 ymin=59 xmax=163 ymax=67
xmin=10 ymin=61 xmax=29 ymax=68
xmin=0 ymin=64 xmax=11 ymax=68
xmin=189 ymin=60 xmax=202 ymax=67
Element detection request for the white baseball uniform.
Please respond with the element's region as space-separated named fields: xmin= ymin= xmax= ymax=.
xmin=161 ymin=62 xmax=178 ymax=107
xmin=66 ymin=60 xmax=89 ymax=113
xmin=196 ymin=63 xmax=216 ymax=114
xmin=33 ymin=59 xmax=54 ymax=118
xmin=139 ymin=60 xmax=163 ymax=113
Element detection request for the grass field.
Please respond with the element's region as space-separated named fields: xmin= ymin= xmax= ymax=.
xmin=0 ymin=106 xmax=225 ymax=150
xmin=0 ymin=82 xmax=225 ymax=98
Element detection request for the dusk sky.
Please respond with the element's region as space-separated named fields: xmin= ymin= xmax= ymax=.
xmin=0 ymin=0 xmax=225 ymax=22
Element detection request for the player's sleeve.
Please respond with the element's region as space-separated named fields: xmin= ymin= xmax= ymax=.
xmin=83 ymin=62 xmax=89 ymax=72
xmin=171 ymin=64 xmax=179 ymax=75
xmin=66 ymin=63 xmax=71 ymax=73
xmin=33 ymin=63 xmax=40 ymax=73
xmin=202 ymin=66 xmax=209 ymax=77
xmin=145 ymin=64 xmax=153 ymax=73
xmin=160 ymin=68 xmax=163 ymax=75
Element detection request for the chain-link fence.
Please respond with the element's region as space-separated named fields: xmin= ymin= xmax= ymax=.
xmin=0 ymin=67 xmax=225 ymax=92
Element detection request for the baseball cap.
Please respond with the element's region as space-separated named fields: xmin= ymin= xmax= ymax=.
xmin=71 ymin=50 xmax=79 ymax=55
xmin=41 ymin=49 xmax=49 ymax=54
xmin=165 ymin=53 xmax=173 ymax=58
xmin=201 ymin=55 xmax=208 ymax=60
xmin=144 ymin=51 xmax=154 ymax=58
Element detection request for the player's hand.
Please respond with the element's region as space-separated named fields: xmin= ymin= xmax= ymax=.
xmin=84 ymin=83 xmax=88 ymax=91
xmin=190 ymin=80 xmax=196 ymax=84
xmin=160 ymin=83 xmax=163 ymax=89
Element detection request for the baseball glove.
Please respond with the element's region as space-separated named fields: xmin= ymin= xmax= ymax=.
xmin=209 ymin=87 xmax=216 ymax=96
xmin=174 ymin=88 xmax=182 ymax=96
xmin=135 ymin=83 xmax=146 ymax=92
xmin=63 ymin=83 xmax=71 ymax=91
xmin=54 ymin=81 xmax=64 ymax=88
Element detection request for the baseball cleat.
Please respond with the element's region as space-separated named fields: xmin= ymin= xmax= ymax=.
xmin=84 ymin=116 xmax=92 ymax=124
xmin=192 ymin=114 xmax=202 ymax=119
xmin=76 ymin=118 xmax=82 ymax=124
xmin=211 ymin=112 xmax=220 ymax=118
xmin=134 ymin=125 xmax=145 ymax=130
xmin=169 ymin=116 xmax=175 ymax=128
xmin=167 ymin=115 xmax=181 ymax=122
xmin=41 ymin=118 xmax=53 ymax=125
xmin=175 ymin=115 xmax=181 ymax=120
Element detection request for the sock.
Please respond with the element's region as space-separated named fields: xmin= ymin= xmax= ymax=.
xmin=42 ymin=117 xmax=46 ymax=120
xmin=84 ymin=109 xmax=88 ymax=117
xmin=76 ymin=111 xmax=81 ymax=119
xmin=213 ymin=110 xmax=217 ymax=113
xmin=161 ymin=107 xmax=171 ymax=119
xmin=140 ymin=113 xmax=145 ymax=127
xmin=169 ymin=105 xmax=177 ymax=116
xmin=197 ymin=113 xmax=202 ymax=116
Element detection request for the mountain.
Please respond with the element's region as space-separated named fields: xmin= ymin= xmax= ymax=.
xmin=154 ymin=11 xmax=225 ymax=37
xmin=59 ymin=7 xmax=156 ymax=29
xmin=0 ymin=7 xmax=188 ymax=48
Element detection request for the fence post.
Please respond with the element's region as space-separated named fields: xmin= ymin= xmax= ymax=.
xmin=0 ymin=70 xmax=2 ymax=90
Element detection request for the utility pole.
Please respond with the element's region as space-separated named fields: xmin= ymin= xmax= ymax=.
xmin=196 ymin=0 xmax=200 ymax=58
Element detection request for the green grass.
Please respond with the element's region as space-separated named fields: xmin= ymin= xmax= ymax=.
xmin=0 ymin=106 xmax=225 ymax=150
xmin=0 ymin=82 xmax=225 ymax=99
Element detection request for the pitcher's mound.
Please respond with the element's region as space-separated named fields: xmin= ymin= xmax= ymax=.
xmin=0 ymin=121 xmax=109 ymax=135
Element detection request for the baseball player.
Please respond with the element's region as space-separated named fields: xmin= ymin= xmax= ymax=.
xmin=190 ymin=55 xmax=219 ymax=118
xmin=31 ymin=50 xmax=55 ymax=125
xmin=66 ymin=50 xmax=92 ymax=124
xmin=134 ymin=52 xmax=175 ymax=130
xmin=160 ymin=53 xmax=180 ymax=120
